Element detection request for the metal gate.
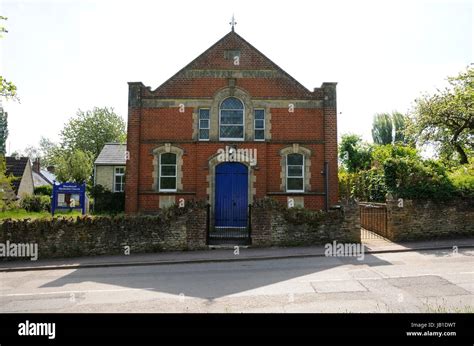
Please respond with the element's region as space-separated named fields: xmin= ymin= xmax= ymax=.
xmin=208 ymin=162 xmax=251 ymax=245
xmin=359 ymin=202 xmax=388 ymax=238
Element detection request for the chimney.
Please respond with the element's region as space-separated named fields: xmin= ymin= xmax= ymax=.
xmin=33 ymin=158 xmax=41 ymax=173
xmin=47 ymin=165 xmax=55 ymax=174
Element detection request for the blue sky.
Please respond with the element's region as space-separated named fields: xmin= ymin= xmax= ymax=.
xmin=0 ymin=0 xmax=472 ymax=154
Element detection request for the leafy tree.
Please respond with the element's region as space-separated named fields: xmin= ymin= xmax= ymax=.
xmin=411 ymin=66 xmax=473 ymax=164
xmin=372 ymin=112 xmax=413 ymax=145
xmin=371 ymin=144 xmax=419 ymax=167
xmin=383 ymin=157 xmax=455 ymax=200
xmin=55 ymin=149 xmax=93 ymax=183
xmin=11 ymin=137 xmax=59 ymax=167
xmin=17 ymin=108 xmax=125 ymax=171
xmin=60 ymin=107 xmax=126 ymax=160
xmin=11 ymin=138 xmax=58 ymax=166
xmin=23 ymin=145 xmax=41 ymax=162
xmin=0 ymin=76 xmax=16 ymax=101
xmin=392 ymin=112 xmax=414 ymax=144
xmin=339 ymin=134 xmax=372 ymax=173
xmin=0 ymin=16 xmax=6 ymax=36
xmin=339 ymin=168 xmax=387 ymax=202
xmin=448 ymin=163 xmax=474 ymax=197
xmin=0 ymin=106 xmax=8 ymax=154
xmin=372 ymin=113 xmax=393 ymax=145
xmin=38 ymin=137 xmax=62 ymax=167
xmin=0 ymin=16 xmax=18 ymax=101
xmin=0 ymin=155 xmax=15 ymax=209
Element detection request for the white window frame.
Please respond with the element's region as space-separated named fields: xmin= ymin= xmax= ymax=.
xmin=198 ymin=108 xmax=210 ymax=141
xmin=254 ymin=109 xmax=265 ymax=141
xmin=219 ymin=97 xmax=245 ymax=141
xmin=113 ymin=166 xmax=125 ymax=192
xmin=286 ymin=154 xmax=305 ymax=193
xmin=159 ymin=153 xmax=177 ymax=192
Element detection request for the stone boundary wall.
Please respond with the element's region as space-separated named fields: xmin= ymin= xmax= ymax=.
xmin=1 ymin=199 xmax=364 ymax=261
xmin=0 ymin=207 xmax=207 ymax=260
xmin=386 ymin=198 xmax=474 ymax=241
xmin=251 ymin=199 xmax=361 ymax=247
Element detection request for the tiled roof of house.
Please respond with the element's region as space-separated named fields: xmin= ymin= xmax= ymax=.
xmin=40 ymin=169 xmax=56 ymax=184
xmin=5 ymin=156 xmax=29 ymax=194
xmin=94 ymin=143 xmax=126 ymax=165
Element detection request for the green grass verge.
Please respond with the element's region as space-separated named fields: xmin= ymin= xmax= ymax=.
xmin=0 ymin=209 xmax=84 ymax=221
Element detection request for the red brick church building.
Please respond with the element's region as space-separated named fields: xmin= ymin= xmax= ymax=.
xmin=125 ymin=27 xmax=339 ymax=232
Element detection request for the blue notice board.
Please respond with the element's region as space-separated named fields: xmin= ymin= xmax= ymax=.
xmin=51 ymin=182 xmax=86 ymax=216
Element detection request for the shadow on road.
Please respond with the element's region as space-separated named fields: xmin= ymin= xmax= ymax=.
xmin=39 ymin=253 xmax=392 ymax=299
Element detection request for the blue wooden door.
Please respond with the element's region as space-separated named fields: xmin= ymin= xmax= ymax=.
xmin=215 ymin=163 xmax=248 ymax=228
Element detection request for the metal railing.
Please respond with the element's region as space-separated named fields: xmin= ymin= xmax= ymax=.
xmin=359 ymin=202 xmax=388 ymax=238
xmin=206 ymin=204 xmax=252 ymax=245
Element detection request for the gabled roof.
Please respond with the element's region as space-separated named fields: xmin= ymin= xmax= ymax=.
xmin=32 ymin=169 xmax=56 ymax=187
xmin=40 ymin=169 xmax=56 ymax=184
xmin=146 ymin=30 xmax=315 ymax=99
xmin=5 ymin=156 xmax=29 ymax=194
xmin=95 ymin=143 xmax=126 ymax=165
xmin=32 ymin=171 xmax=51 ymax=187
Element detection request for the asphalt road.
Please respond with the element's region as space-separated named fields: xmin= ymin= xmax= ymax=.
xmin=0 ymin=248 xmax=473 ymax=313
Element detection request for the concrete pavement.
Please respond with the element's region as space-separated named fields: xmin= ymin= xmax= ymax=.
xmin=0 ymin=232 xmax=472 ymax=272
xmin=0 ymin=247 xmax=473 ymax=313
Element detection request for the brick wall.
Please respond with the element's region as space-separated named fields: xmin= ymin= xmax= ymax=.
xmin=125 ymin=31 xmax=339 ymax=214
xmin=127 ymin=101 xmax=335 ymax=213
xmin=125 ymin=102 xmax=141 ymax=214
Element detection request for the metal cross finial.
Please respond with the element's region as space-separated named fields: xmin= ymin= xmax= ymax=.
xmin=229 ymin=14 xmax=237 ymax=31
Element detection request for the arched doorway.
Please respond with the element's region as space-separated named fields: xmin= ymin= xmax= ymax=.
xmin=211 ymin=162 xmax=249 ymax=244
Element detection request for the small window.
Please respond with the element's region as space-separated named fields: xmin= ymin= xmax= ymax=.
xmin=286 ymin=154 xmax=304 ymax=192
xmin=114 ymin=167 xmax=125 ymax=192
xmin=224 ymin=49 xmax=241 ymax=61
xmin=254 ymin=109 xmax=265 ymax=141
xmin=159 ymin=153 xmax=177 ymax=191
xmin=199 ymin=109 xmax=210 ymax=141
xmin=220 ymin=97 xmax=244 ymax=140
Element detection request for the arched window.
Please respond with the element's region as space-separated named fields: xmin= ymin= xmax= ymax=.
xmin=286 ymin=153 xmax=304 ymax=192
xmin=219 ymin=97 xmax=244 ymax=140
xmin=159 ymin=153 xmax=177 ymax=191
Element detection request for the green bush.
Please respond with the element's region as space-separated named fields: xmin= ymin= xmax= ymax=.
xmin=34 ymin=185 xmax=53 ymax=196
xmin=448 ymin=163 xmax=474 ymax=197
xmin=253 ymin=197 xmax=326 ymax=225
xmin=383 ymin=157 xmax=455 ymax=200
xmin=20 ymin=194 xmax=51 ymax=212
xmin=0 ymin=199 xmax=18 ymax=212
xmin=89 ymin=184 xmax=125 ymax=214
xmin=339 ymin=143 xmax=471 ymax=202
xmin=371 ymin=144 xmax=418 ymax=167
xmin=339 ymin=168 xmax=387 ymax=202
xmin=158 ymin=199 xmax=208 ymax=220
xmin=339 ymin=134 xmax=373 ymax=173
